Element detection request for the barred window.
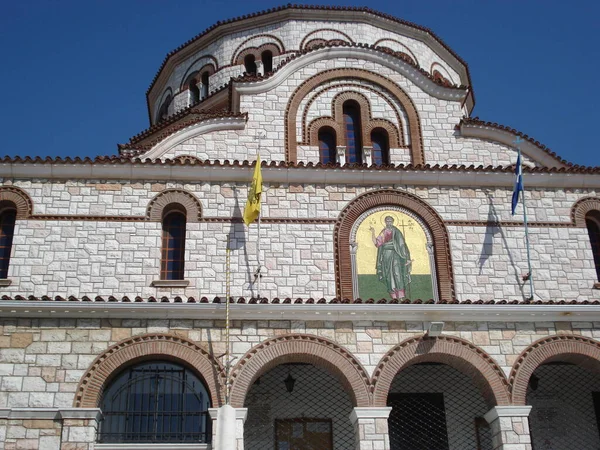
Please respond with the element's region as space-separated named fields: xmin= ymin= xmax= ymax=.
xmin=318 ymin=127 xmax=337 ymax=164
xmin=98 ymin=361 xmax=211 ymax=444
xmin=343 ymin=100 xmax=362 ymax=163
xmin=0 ymin=208 xmax=16 ymax=279
xmin=161 ymin=208 xmax=186 ymax=280
xmin=371 ymin=128 xmax=390 ymax=166
xmin=586 ymin=211 xmax=600 ymax=280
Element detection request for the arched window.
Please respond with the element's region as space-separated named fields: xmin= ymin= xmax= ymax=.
xmin=586 ymin=211 xmax=600 ymax=280
xmin=161 ymin=207 xmax=186 ymax=280
xmin=98 ymin=360 xmax=211 ymax=444
xmin=343 ymin=100 xmax=362 ymax=164
xmin=189 ymin=79 xmax=200 ymax=104
xmin=157 ymin=94 xmax=172 ymax=122
xmin=371 ymin=129 xmax=390 ymax=166
xmin=261 ymin=50 xmax=273 ymax=74
xmin=0 ymin=207 xmax=16 ymax=279
xmin=201 ymin=71 xmax=209 ymax=99
xmin=318 ymin=127 xmax=337 ymax=164
xmin=244 ymin=54 xmax=257 ymax=75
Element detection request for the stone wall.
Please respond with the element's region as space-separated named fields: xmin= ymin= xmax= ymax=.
xmin=1 ymin=180 xmax=597 ymax=301
xmin=1 ymin=317 xmax=599 ymax=411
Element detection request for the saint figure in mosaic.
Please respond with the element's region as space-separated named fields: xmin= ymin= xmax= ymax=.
xmin=369 ymin=216 xmax=412 ymax=299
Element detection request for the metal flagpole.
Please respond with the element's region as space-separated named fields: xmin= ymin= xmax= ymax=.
xmin=257 ymin=212 xmax=261 ymax=299
xmin=515 ymin=138 xmax=535 ymax=300
xmin=225 ymin=236 xmax=231 ymax=404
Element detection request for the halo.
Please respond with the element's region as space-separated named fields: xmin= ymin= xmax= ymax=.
xmin=379 ymin=211 xmax=402 ymax=228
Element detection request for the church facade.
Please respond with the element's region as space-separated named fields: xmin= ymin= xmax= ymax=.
xmin=1 ymin=6 xmax=600 ymax=450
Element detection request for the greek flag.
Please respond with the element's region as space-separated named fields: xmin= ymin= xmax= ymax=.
xmin=511 ymin=152 xmax=523 ymax=215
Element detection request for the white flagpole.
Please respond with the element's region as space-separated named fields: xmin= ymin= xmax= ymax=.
xmin=514 ymin=139 xmax=535 ymax=300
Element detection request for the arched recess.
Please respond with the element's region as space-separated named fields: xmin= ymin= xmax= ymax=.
xmin=300 ymin=29 xmax=354 ymax=50
xmin=228 ymin=334 xmax=372 ymax=408
xmin=74 ymin=333 xmax=225 ymax=408
xmin=371 ymin=335 xmax=510 ymax=408
xmin=509 ymin=334 xmax=600 ymax=406
xmin=0 ymin=186 xmax=33 ymax=219
xmin=286 ymin=68 xmax=423 ymax=164
xmin=334 ymin=189 xmax=454 ymax=300
xmin=307 ymin=91 xmax=402 ymax=150
xmin=147 ymin=189 xmax=202 ymax=222
xmin=571 ymin=197 xmax=600 ymax=227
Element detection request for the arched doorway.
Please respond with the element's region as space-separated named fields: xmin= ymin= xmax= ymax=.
xmin=244 ymin=363 xmax=355 ymax=449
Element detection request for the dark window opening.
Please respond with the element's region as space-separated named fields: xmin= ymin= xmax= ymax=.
xmin=371 ymin=129 xmax=390 ymax=166
xmin=189 ymin=80 xmax=200 ymax=104
xmin=586 ymin=213 xmax=600 ymax=280
xmin=98 ymin=361 xmax=211 ymax=443
xmin=157 ymin=95 xmax=172 ymax=122
xmin=161 ymin=209 xmax=186 ymax=280
xmin=318 ymin=127 xmax=337 ymax=164
xmin=0 ymin=208 xmax=16 ymax=279
xmin=261 ymin=50 xmax=273 ymax=74
xmin=388 ymin=392 xmax=450 ymax=450
xmin=244 ymin=54 xmax=257 ymax=75
xmin=201 ymin=71 xmax=209 ymax=99
xmin=343 ymin=100 xmax=362 ymax=164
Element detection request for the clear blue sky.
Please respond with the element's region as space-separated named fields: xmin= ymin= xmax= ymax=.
xmin=1 ymin=1 xmax=598 ymax=166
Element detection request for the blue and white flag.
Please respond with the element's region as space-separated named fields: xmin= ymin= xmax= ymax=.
xmin=511 ymin=152 xmax=523 ymax=215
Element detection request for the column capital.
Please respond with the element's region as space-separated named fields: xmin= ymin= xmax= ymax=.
xmin=484 ymin=405 xmax=532 ymax=424
xmin=350 ymin=406 xmax=392 ymax=424
xmin=208 ymin=406 xmax=248 ymax=422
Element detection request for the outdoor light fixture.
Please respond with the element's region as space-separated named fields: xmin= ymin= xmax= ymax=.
xmin=427 ymin=322 xmax=445 ymax=337
xmin=284 ymin=373 xmax=296 ymax=393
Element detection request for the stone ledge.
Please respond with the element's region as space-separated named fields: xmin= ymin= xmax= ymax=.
xmin=151 ymin=279 xmax=190 ymax=288
xmin=0 ymin=407 xmax=102 ymax=421
xmin=484 ymin=406 xmax=532 ymax=424
xmin=95 ymin=445 xmax=210 ymax=450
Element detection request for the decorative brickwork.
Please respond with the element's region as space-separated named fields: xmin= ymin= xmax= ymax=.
xmin=74 ymin=333 xmax=224 ymax=408
xmin=373 ymin=38 xmax=418 ymax=65
xmin=371 ymin=335 xmax=511 ymax=408
xmin=334 ymin=189 xmax=455 ymax=300
xmin=180 ymin=56 xmax=218 ymax=90
xmin=146 ymin=189 xmax=203 ymax=222
xmin=181 ymin=63 xmax=216 ymax=90
xmin=231 ymin=34 xmax=286 ymax=65
xmin=571 ymin=197 xmax=600 ymax=227
xmin=228 ymin=334 xmax=372 ymax=408
xmin=307 ymin=90 xmax=402 ymax=149
xmin=285 ymin=68 xmax=424 ymax=164
xmin=509 ymin=334 xmax=600 ymax=405
xmin=300 ymin=29 xmax=354 ymax=50
xmin=235 ymin=43 xmax=282 ymax=67
xmin=0 ymin=186 xmax=33 ymax=219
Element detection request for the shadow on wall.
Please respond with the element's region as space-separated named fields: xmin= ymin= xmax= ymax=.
xmin=478 ymin=192 xmax=526 ymax=299
xmin=228 ymin=186 xmax=253 ymax=294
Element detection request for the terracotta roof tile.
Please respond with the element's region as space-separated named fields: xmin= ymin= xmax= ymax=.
xmin=2 ymin=295 xmax=599 ymax=305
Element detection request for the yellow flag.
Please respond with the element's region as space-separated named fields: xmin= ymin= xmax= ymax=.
xmin=243 ymin=154 xmax=262 ymax=226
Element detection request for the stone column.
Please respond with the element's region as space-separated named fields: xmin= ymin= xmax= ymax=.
xmin=363 ymin=146 xmax=373 ymax=165
xmin=337 ymin=146 xmax=347 ymax=165
xmin=484 ymin=406 xmax=532 ymax=450
xmin=350 ymin=407 xmax=392 ymax=450
xmin=256 ymin=61 xmax=264 ymax=77
xmin=209 ymin=406 xmax=248 ymax=450
xmin=59 ymin=408 xmax=102 ymax=450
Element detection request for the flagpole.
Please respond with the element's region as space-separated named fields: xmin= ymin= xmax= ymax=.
xmin=518 ymin=148 xmax=535 ymax=300
xmin=225 ymin=236 xmax=231 ymax=404
xmin=257 ymin=211 xmax=261 ymax=299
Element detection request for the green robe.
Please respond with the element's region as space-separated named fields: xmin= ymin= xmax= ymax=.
xmin=375 ymin=226 xmax=411 ymax=293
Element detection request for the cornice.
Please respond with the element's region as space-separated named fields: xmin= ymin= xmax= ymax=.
xmin=459 ymin=118 xmax=570 ymax=168
xmin=0 ymin=160 xmax=599 ymax=189
xmin=0 ymin=300 xmax=598 ymax=322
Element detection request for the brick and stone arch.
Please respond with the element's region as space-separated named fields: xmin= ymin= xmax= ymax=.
xmin=228 ymin=334 xmax=372 ymax=408
xmin=147 ymin=189 xmax=202 ymax=222
xmin=231 ymin=34 xmax=285 ymax=65
xmin=181 ymin=63 xmax=216 ymax=90
xmin=300 ymin=29 xmax=354 ymax=50
xmin=334 ymin=189 xmax=455 ymax=300
xmin=509 ymin=334 xmax=600 ymax=406
xmin=373 ymin=38 xmax=418 ymax=66
xmin=74 ymin=333 xmax=225 ymax=408
xmin=0 ymin=186 xmax=32 ymax=219
xmin=286 ymin=68 xmax=424 ymax=164
xmin=371 ymin=335 xmax=511 ymax=408
xmin=307 ymin=91 xmax=402 ymax=149
xmin=571 ymin=197 xmax=600 ymax=227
